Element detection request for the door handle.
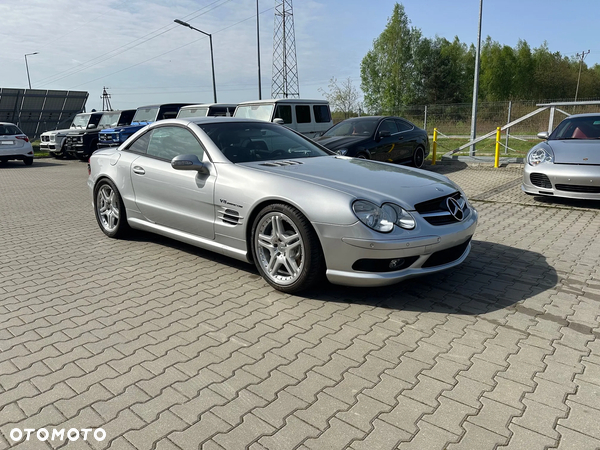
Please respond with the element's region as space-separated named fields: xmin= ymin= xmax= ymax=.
xmin=132 ymin=166 xmax=145 ymax=175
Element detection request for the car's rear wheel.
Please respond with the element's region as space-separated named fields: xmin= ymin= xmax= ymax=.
xmin=23 ymin=157 xmax=33 ymax=166
xmin=413 ymin=146 xmax=425 ymax=168
xmin=251 ymin=204 xmax=324 ymax=293
xmin=94 ymin=179 xmax=130 ymax=238
xmin=357 ymin=152 xmax=369 ymax=159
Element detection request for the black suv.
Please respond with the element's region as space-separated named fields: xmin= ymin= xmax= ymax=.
xmin=65 ymin=109 xmax=135 ymax=160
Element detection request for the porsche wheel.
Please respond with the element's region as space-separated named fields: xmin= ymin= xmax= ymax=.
xmin=251 ymin=204 xmax=324 ymax=293
xmin=94 ymin=179 xmax=130 ymax=238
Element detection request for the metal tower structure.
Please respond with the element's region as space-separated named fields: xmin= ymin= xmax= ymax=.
xmin=101 ymin=87 xmax=113 ymax=111
xmin=271 ymin=0 xmax=299 ymax=98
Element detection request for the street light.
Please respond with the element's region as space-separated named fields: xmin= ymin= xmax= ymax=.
xmin=24 ymin=52 xmax=38 ymax=89
xmin=174 ymin=19 xmax=217 ymax=103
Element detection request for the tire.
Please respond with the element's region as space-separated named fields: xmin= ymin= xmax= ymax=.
xmin=356 ymin=152 xmax=369 ymax=159
xmin=93 ymin=179 xmax=130 ymax=238
xmin=23 ymin=157 xmax=33 ymax=166
xmin=251 ymin=204 xmax=325 ymax=293
xmin=413 ymin=146 xmax=425 ymax=168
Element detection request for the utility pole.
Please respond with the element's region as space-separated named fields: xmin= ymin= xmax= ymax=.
xmin=469 ymin=0 xmax=483 ymax=156
xmin=574 ymin=50 xmax=590 ymax=102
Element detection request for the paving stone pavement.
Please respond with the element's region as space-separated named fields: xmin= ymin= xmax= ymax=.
xmin=1 ymin=158 xmax=599 ymax=450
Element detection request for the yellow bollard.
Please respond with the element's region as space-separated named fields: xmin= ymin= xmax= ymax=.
xmin=432 ymin=128 xmax=438 ymax=166
xmin=494 ymin=127 xmax=501 ymax=168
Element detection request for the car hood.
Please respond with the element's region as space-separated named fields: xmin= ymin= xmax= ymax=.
xmin=314 ymin=135 xmax=368 ymax=150
xmin=243 ymin=156 xmax=457 ymax=210
xmin=101 ymin=123 xmax=147 ymax=134
xmin=41 ymin=128 xmax=75 ymax=137
xmin=547 ymin=140 xmax=600 ymax=164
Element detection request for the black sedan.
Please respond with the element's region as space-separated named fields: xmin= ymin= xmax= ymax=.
xmin=314 ymin=116 xmax=429 ymax=168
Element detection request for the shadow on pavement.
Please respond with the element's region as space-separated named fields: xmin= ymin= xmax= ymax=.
xmin=304 ymin=240 xmax=557 ymax=315
xmin=0 ymin=159 xmax=66 ymax=169
xmin=127 ymin=230 xmax=556 ymax=315
xmin=424 ymin=160 xmax=469 ymax=175
xmin=530 ymin=195 xmax=600 ymax=211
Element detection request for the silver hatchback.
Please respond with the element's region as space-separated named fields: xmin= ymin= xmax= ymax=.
xmin=0 ymin=122 xmax=34 ymax=165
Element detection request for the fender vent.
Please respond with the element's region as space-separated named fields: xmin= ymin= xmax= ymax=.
xmin=219 ymin=208 xmax=241 ymax=225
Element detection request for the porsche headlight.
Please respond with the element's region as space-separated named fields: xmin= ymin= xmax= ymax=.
xmin=527 ymin=147 xmax=553 ymax=166
xmin=352 ymin=200 xmax=416 ymax=233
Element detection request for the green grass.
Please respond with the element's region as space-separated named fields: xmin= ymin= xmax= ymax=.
xmin=429 ymin=135 xmax=538 ymax=159
xmin=31 ymin=140 xmax=50 ymax=158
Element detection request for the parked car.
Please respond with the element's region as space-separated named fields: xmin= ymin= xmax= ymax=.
xmin=40 ymin=112 xmax=103 ymax=158
xmin=88 ymin=117 xmax=477 ymax=293
xmin=314 ymin=116 xmax=430 ymax=168
xmin=522 ymin=113 xmax=600 ymax=200
xmin=0 ymin=122 xmax=34 ymax=165
xmin=98 ymin=103 xmax=193 ymax=148
xmin=64 ymin=109 xmax=135 ymax=160
xmin=233 ymin=99 xmax=333 ymax=137
xmin=176 ymin=103 xmax=237 ymax=118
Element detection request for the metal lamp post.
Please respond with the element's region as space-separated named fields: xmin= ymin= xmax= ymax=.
xmin=174 ymin=19 xmax=217 ymax=103
xmin=24 ymin=52 xmax=39 ymax=89
xmin=469 ymin=0 xmax=483 ymax=156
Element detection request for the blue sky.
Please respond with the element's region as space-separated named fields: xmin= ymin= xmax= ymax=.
xmin=2 ymin=0 xmax=598 ymax=111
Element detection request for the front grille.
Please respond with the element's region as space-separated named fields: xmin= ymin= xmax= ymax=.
xmin=99 ymin=134 xmax=113 ymax=142
xmin=555 ymin=184 xmax=600 ymax=194
xmin=422 ymin=238 xmax=471 ymax=268
xmin=415 ymin=191 xmax=470 ymax=226
xmin=530 ymin=173 xmax=552 ymax=188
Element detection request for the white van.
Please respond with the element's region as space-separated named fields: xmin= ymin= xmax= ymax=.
xmin=176 ymin=103 xmax=237 ymax=119
xmin=233 ymin=99 xmax=333 ymax=137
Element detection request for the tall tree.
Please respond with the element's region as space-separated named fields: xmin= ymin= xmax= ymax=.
xmin=360 ymin=3 xmax=416 ymax=114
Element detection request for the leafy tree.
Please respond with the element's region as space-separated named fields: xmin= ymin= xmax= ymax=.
xmin=360 ymin=3 xmax=417 ymax=114
xmin=319 ymin=77 xmax=361 ymax=118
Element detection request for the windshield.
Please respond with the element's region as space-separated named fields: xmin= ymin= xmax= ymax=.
xmin=551 ymin=116 xmax=600 ymax=140
xmin=177 ymin=107 xmax=208 ymax=119
xmin=71 ymin=114 xmax=91 ymax=129
xmin=233 ymin=104 xmax=274 ymax=122
xmin=132 ymin=107 xmax=159 ymax=123
xmin=0 ymin=124 xmax=22 ymax=136
xmin=98 ymin=113 xmax=121 ymax=129
xmin=198 ymin=122 xmax=333 ymax=163
xmin=323 ymin=118 xmax=379 ymax=137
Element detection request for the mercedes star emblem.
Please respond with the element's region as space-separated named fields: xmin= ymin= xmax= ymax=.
xmin=446 ymin=197 xmax=464 ymax=221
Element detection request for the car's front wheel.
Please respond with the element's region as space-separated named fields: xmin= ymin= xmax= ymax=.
xmin=251 ymin=204 xmax=324 ymax=293
xmin=94 ymin=179 xmax=130 ymax=238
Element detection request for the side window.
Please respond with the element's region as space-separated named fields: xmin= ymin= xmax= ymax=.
xmin=395 ymin=119 xmax=413 ymax=132
xmin=125 ymin=130 xmax=151 ymax=154
xmin=157 ymin=106 xmax=180 ymax=120
xmin=274 ymin=105 xmax=292 ymax=124
xmin=379 ymin=119 xmax=399 ymax=135
xmin=313 ymin=105 xmax=331 ymax=123
xmin=295 ymin=105 xmax=311 ymax=124
xmin=146 ymin=126 xmax=205 ymax=161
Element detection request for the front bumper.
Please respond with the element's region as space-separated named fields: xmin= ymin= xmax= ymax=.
xmin=522 ymin=163 xmax=600 ymax=200
xmin=314 ymin=208 xmax=478 ymax=287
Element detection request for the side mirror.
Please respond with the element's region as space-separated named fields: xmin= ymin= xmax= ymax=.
xmin=537 ymin=131 xmax=549 ymax=140
xmin=87 ymin=124 xmax=96 ymax=129
xmin=273 ymin=118 xmax=285 ymax=125
xmin=171 ymin=154 xmax=209 ymax=174
xmin=377 ymin=130 xmax=391 ymax=141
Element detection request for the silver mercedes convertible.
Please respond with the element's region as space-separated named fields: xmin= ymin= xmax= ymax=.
xmin=523 ymin=113 xmax=600 ymax=200
xmin=88 ymin=117 xmax=478 ymax=293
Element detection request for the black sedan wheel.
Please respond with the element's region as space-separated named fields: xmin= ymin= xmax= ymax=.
xmin=251 ymin=204 xmax=324 ymax=293
xmin=413 ymin=146 xmax=425 ymax=168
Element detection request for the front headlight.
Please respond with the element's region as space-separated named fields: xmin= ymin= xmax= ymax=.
xmin=336 ymin=148 xmax=348 ymax=156
xmin=527 ymin=147 xmax=553 ymax=166
xmin=352 ymin=200 xmax=416 ymax=233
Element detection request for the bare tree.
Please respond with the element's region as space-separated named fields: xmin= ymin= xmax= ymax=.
xmin=319 ymin=77 xmax=361 ymax=118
